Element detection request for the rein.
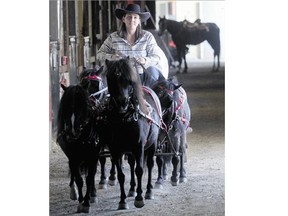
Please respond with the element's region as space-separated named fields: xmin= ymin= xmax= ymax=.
xmin=142 ymin=86 xmax=162 ymax=118
xmin=107 ymin=95 xmax=163 ymax=129
xmin=89 ymin=87 xmax=108 ymax=98
xmin=137 ymin=105 xmax=162 ymax=129
xmin=142 ymin=86 xmax=167 ymax=130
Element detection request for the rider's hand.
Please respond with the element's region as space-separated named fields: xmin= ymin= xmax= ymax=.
xmin=136 ymin=57 xmax=146 ymax=65
xmin=111 ymin=54 xmax=121 ymax=60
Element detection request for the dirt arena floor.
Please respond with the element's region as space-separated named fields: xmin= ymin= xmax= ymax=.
xmin=49 ymin=61 xmax=225 ymax=215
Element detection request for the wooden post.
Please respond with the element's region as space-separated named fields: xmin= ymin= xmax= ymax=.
xmin=77 ymin=0 xmax=84 ymax=73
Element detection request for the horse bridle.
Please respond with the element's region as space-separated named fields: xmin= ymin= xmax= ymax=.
xmin=81 ymin=74 xmax=108 ymax=107
xmin=106 ymin=84 xmax=136 ymax=123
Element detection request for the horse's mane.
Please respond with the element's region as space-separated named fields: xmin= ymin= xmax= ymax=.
xmin=57 ymin=85 xmax=90 ymax=135
xmin=161 ymin=18 xmax=183 ymax=31
xmin=106 ymin=59 xmax=147 ymax=113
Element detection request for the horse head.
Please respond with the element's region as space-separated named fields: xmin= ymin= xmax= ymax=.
xmin=57 ymin=85 xmax=92 ymax=143
xmin=158 ymin=16 xmax=167 ymax=36
xmin=105 ymin=58 xmax=145 ymax=114
xmin=79 ymin=66 xmax=107 ymax=105
xmin=152 ymin=77 xmax=182 ymax=112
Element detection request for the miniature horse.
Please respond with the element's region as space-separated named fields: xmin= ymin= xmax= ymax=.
xmin=79 ymin=67 xmax=117 ymax=189
xmin=152 ymin=77 xmax=191 ymax=188
xmin=57 ymin=84 xmax=100 ymax=213
xmin=102 ymin=59 xmax=162 ymax=209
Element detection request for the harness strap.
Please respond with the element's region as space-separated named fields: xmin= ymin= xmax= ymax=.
xmin=89 ymin=87 xmax=108 ymax=97
xmin=165 ymin=87 xmax=190 ymax=130
xmin=85 ymin=75 xmax=102 ymax=81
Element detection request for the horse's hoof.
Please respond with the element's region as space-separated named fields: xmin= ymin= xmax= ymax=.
xmin=145 ymin=192 xmax=154 ymax=200
xmin=77 ymin=203 xmax=90 ymax=213
xmin=128 ymin=190 xmax=136 ymax=197
xmin=90 ymin=196 xmax=98 ymax=204
xmin=163 ymin=175 xmax=168 ymax=181
xmin=70 ymin=185 xmax=78 ymax=200
xmin=187 ymin=127 xmax=193 ymax=133
xmin=108 ymin=179 xmax=117 ymax=186
xmin=134 ymin=199 xmax=145 ymax=208
xmin=171 ymin=179 xmax=179 ymax=186
xmin=118 ymin=202 xmax=129 ymax=210
xmin=99 ymin=178 xmax=107 ymax=184
xmin=179 ymin=177 xmax=188 ymax=183
xmin=154 ymin=182 xmax=163 ymax=189
xmin=98 ymin=183 xmax=107 ymax=190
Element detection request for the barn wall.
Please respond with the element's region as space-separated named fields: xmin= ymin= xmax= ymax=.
xmin=201 ymin=1 xmax=225 ymax=62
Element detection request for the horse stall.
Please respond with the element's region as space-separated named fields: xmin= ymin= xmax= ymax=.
xmin=50 ymin=1 xmax=225 ymax=215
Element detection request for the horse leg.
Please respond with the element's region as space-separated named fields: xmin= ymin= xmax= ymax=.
xmin=127 ymin=154 xmax=136 ymax=197
xmin=114 ymin=155 xmax=129 ymax=210
xmin=90 ymin=174 xmax=97 ymax=201
xmin=179 ymin=135 xmax=187 ymax=183
xmin=183 ymin=50 xmax=188 ymax=73
xmin=98 ymin=156 xmax=108 ymax=189
xmin=170 ymin=153 xmax=180 ymax=186
xmin=77 ymin=161 xmax=97 ymax=213
xmin=212 ymin=55 xmax=216 ymax=72
xmin=163 ymin=155 xmax=169 ymax=180
xmin=170 ymin=138 xmax=180 ymax=186
xmin=217 ymin=54 xmax=220 ymax=71
xmin=212 ymin=52 xmax=220 ymax=72
xmin=108 ymin=158 xmax=117 ymax=186
xmin=134 ymin=151 xmax=145 ymax=208
xmin=89 ymin=158 xmax=98 ymax=203
xmin=69 ymin=172 xmax=78 ymax=200
xmin=145 ymin=145 xmax=155 ymax=200
xmin=69 ymin=161 xmax=84 ymax=202
xmin=155 ymin=155 xmax=164 ymax=189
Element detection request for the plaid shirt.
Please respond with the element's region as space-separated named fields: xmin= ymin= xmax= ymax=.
xmin=97 ymin=30 xmax=168 ymax=77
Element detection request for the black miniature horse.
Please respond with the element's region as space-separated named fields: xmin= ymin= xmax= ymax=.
xmin=152 ymin=77 xmax=191 ymax=188
xmin=158 ymin=16 xmax=221 ymax=72
xmin=102 ymin=59 xmax=162 ymax=209
xmin=57 ymin=84 xmax=99 ymax=213
xmin=79 ymin=67 xmax=117 ymax=189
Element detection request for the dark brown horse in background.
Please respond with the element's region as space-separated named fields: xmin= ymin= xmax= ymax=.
xmin=158 ymin=16 xmax=221 ymax=72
